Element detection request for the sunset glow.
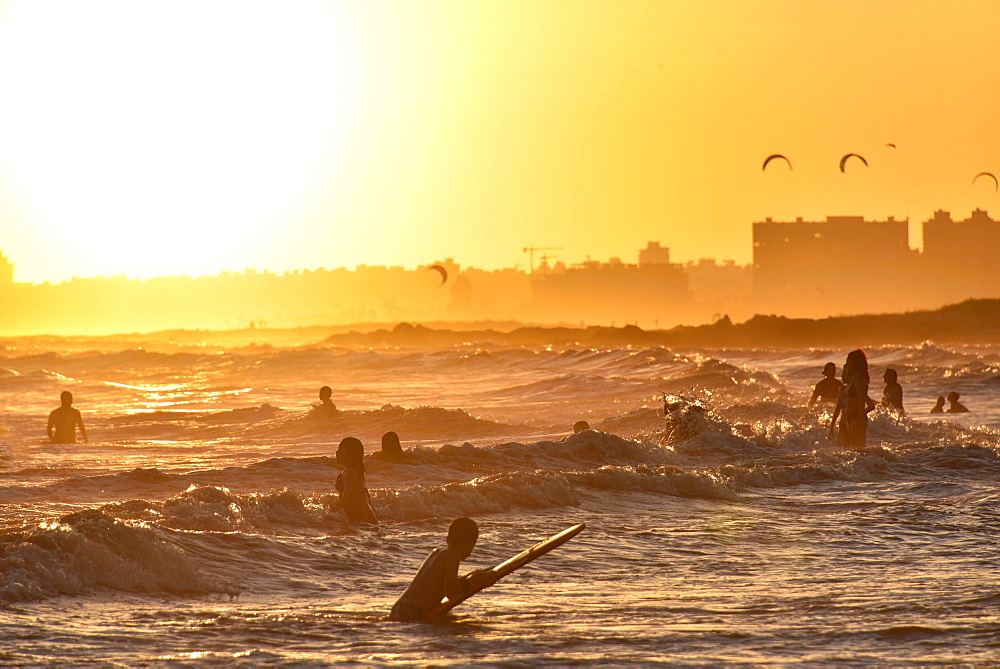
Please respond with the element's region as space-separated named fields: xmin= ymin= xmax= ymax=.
xmin=0 ymin=0 xmax=998 ymax=284
xmin=0 ymin=0 xmax=360 ymax=279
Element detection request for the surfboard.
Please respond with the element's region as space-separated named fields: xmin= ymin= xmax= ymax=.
xmin=428 ymin=522 xmax=585 ymax=619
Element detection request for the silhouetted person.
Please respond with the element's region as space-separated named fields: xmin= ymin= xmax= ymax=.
xmin=880 ymin=368 xmax=904 ymax=416
xmin=808 ymin=362 xmax=844 ymax=410
xmin=335 ymin=437 xmax=377 ymax=524
xmin=372 ymin=430 xmax=406 ymax=462
xmin=573 ymin=420 xmax=590 ymax=433
xmin=47 ymin=391 xmax=88 ymax=444
xmin=930 ymin=396 xmax=945 ymax=413
xmin=389 ymin=517 xmax=496 ymax=622
xmin=946 ymin=391 xmax=969 ymax=413
xmin=313 ymin=386 xmax=337 ymax=417
xmin=830 ymin=349 xmax=875 ymax=448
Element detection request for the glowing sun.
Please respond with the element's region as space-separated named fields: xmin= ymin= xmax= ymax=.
xmin=0 ymin=1 xmax=361 ymax=279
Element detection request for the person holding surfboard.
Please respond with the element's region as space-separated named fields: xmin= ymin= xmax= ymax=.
xmin=389 ymin=517 xmax=495 ymax=622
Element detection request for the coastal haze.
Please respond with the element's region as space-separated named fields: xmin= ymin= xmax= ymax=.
xmin=3 ymin=1 xmax=1000 ymax=666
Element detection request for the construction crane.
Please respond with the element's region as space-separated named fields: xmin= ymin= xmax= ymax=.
xmin=523 ymin=246 xmax=563 ymax=274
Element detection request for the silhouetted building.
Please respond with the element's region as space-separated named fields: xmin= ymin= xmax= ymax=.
xmin=922 ymin=209 xmax=1000 ymax=302
xmin=0 ymin=251 xmax=12 ymax=286
xmin=531 ymin=247 xmax=691 ymax=326
xmin=685 ymin=258 xmax=752 ymax=320
xmin=753 ymin=215 xmax=918 ymax=316
xmin=639 ymin=241 xmax=672 ymax=266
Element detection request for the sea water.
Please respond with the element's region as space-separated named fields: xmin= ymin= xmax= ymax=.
xmin=1 ymin=335 xmax=999 ymax=665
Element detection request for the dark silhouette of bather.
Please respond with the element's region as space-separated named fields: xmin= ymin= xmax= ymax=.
xmin=808 ymin=362 xmax=844 ymax=410
xmin=946 ymin=391 xmax=969 ymax=413
xmin=312 ymin=386 xmax=337 ymax=417
xmin=880 ymin=368 xmax=904 ymax=416
xmin=372 ymin=430 xmax=407 ymax=462
xmin=930 ymin=396 xmax=945 ymax=413
xmin=47 ymin=391 xmax=88 ymax=444
xmin=573 ymin=420 xmax=590 ymax=433
xmin=389 ymin=516 xmax=495 ymax=622
xmin=829 ymin=349 xmax=875 ymax=447
xmin=335 ymin=437 xmax=377 ymax=524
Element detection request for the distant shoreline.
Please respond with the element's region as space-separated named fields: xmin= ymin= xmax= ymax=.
xmin=4 ymin=299 xmax=1000 ymax=351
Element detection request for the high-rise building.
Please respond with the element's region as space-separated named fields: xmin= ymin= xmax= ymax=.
xmin=752 ymin=215 xmax=917 ymax=316
xmin=922 ymin=209 xmax=1000 ymax=300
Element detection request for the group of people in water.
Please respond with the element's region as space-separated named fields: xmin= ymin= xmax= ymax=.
xmin=808 ymin=349 xmax=971 ymax=448
xmin=43 ymin=358 xmax=977 ymax=620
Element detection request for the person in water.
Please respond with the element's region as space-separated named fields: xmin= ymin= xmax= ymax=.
xmin=808 ymin=362 xmax=844 ymax=411
xmin=930 ymin=396 xmax=946 ymax=413
xmin=335 ymin=437 xmax=377 ymax=524
xmin=829 ymin=349 xmax=875 ymax=447
xmin=573 ymin=420 xmax=590 ymax=433
xmin=313 ymin=386 xmax=337 ymax=417
xmin=47 ymin=391 xmax=88 ymax=444
xmin=371 ymin=431 xmax=406 ymax=462
xmin=946 ymin=391 xmax=969 ymax=413
xmin=880 ymin=368 xmax=905 ymax=416
xmin=389 ymin=516 xmax=496 ymax=622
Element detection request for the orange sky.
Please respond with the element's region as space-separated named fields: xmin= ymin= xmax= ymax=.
xmin=0 ymin=0 xmax=998 ymax=283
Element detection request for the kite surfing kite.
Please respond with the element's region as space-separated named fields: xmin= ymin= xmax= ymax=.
xmin=762 ymin=154 xmax=792 ymax=172
xmin=428 ymin=265 xmax=448 ymax=286
xmin=839 ymin=153 xmax=868 ymax=173
xmin=973 ymin=171 xmax=998 ymax=192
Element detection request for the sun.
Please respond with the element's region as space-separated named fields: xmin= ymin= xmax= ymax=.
xmin=0 ymin=1 xmax=361 ymax=280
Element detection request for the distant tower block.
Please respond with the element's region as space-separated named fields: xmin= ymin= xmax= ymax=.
xmin=639 ymin=241 xmax=671 ymax=266
xmin=0 ymin=251 xmax=12 ymax=286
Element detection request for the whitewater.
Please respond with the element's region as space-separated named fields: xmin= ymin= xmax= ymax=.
xmin=2 ymin=331 xmax=999 ymax=665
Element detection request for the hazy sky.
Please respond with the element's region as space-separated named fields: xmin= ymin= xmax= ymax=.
xmin=1 ymin=0 xmax=998 ymax=283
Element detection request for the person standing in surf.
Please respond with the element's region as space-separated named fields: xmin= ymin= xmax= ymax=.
xmin=389 ymin=517 xmax=495 ymax=622
xmin=335 ymin=437 xmax=378 ymax=524
xmin=808 ymin=362 xmax=844 ymax=411
xmin=47 ymin=391 xmax=88 ymax=444
xmin=829 ymin=349 xmax=874 ymax=447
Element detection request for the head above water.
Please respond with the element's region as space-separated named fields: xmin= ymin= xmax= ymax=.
xmin=883 ymin=368 xmax=897 ymax=383
xmin=573 ymin=420 xmax=590 ymax=433
xmin=380 ymin=431 xmax=403 ymax=456
xmin=319 ymin=386 xmax=332 ymax=401
xmin=60 ymin=390 xmax=73 ymax=406
xmin=336 ymin=437 xmax=365 ymax=470
xmin=823 ymin=362 xmax=836 ymax=377
xmin=947 ymin=391 xmax=960 ymax=402
xmin=447 ymin=516 xmax=479 ymax=554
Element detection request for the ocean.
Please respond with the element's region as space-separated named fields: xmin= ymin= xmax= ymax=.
xmin=2 ymin=332 xmax=999 ymax=665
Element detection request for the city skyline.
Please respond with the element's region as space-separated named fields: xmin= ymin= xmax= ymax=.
xmin=2 ymin=206 xmax=998 ymax=335
xmin=1 ymin=1 xmax=999 ymax=284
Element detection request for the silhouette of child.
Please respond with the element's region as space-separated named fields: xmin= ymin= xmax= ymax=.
xmin=389 ymin=517 xmax=495 ymax=622
xmin=313 ymin=386 xmax=337 ymax=417
xmin=930 ymin=396 xmax=945 ymax=413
